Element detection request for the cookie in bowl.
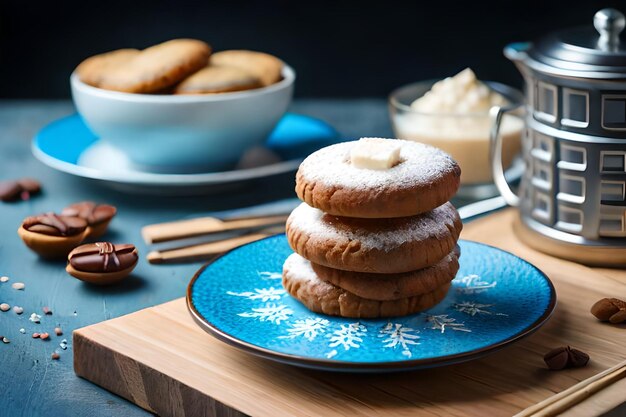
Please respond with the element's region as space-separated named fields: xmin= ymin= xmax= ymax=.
xmin=96 ymin=39 xmax=211 ymax=94
xmin=174 ymin=65 xmax=263 ymax=94
xmin=210 ymin=50 xmax=283 ymax=87
xmin=75 ymin=49 xmax=140 ymax=88
xmin=70 ymin=40 xmax=294 ymax=171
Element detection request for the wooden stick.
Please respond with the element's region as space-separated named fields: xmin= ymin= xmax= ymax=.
xmin=146 ymin=233 xmax=271 ymax=264
xmin=515 ymin=358 xmax=626 ymax=417
xmin=142 ymin=214 xmax=288 ymax=244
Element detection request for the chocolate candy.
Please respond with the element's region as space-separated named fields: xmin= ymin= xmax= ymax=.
xmin=62 ymin=201 xmax=117 ymax=238
xmin=0 ymin=178 xmax=41 ymax=202
xmin=61 ymin=201 xmax=117 ymax=225
xmin=69 ymin=242 xmax=137 ymax=272
xmin=18 ymin=178 xmax=41 ymax=196
xmin=18 ymin=213 xmax=88 ymax=259
xmin=22 ymin=213 xmax=87 ymax=237
xmin=0 ymin=181 xmax=22 ymax=201
xmin=67 ymin=242 xmax=138 ymax=285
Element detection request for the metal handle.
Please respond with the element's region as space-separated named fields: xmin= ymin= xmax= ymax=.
xmin=490 ymin=106 xmax=520 ymax=207
xmin=594 ymin=8 xmax=625 ymax=51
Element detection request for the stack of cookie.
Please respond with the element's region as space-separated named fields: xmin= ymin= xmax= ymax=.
xmin=283 ymin=138 xmax=462 ymax=318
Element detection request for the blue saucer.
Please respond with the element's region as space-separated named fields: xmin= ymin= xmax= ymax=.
xmin=188 ymin=236 xmax=556 ymax=372
xmin=33 ymin=113 xmax=340 ymax=193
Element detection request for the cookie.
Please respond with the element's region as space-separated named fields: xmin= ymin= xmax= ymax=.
xmin=210 ymin=50 xmax=283 ymax=87
xmin=295 ymin=138 xmax=461 ymax=218
xmin=286 ymin=201 xmax=462 ymax=273
xmin=312 ymin=247 xmax=459 ymax=301
xmin=75 ymin=49 xmax=140 ymax=87
xmin=283 ymin=253 xmax=450 ymax=318
xmin=174 ymin=65 xmax=262 ymax=94
xmin=98 ymin=39 xmax=211 ymax=93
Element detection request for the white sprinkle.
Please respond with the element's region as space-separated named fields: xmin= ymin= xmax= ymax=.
xmin=29 ymin=313 xmax=41 ymax=323
xmin=11 ymin=282 xmax=25 ymax=290
xmin=288 ymin=201 xmax=457 ymax=251
xmin=0 ymin=303 xmax=10 ymax=312
xmin=59 ymin=339 xmax=68 ymax=350
xmin=0 ymin=276 xmax=9 ymax=282
xmin=12 ymin=306 xmax=23 ymax=315
xmin=19 ymin=328 xmax=25 ymax=334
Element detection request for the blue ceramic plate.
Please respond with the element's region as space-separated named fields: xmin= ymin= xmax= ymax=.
xmin=32 ymin=113 xmax=339 ymax=194
xmin=187 ymin=236 xmax=556 ymax=372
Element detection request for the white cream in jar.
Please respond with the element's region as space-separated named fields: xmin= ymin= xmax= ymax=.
xmin=392 ymin=68 xmax=523 ymax=184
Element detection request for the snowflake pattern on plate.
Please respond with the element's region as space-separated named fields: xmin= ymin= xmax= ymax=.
xmin=189 ymin=238 xmax=555 ymax=369
xmin=232 ymin=269 xmax=504 ymax=354
xmin=455 ymin=274 xmax=497 ymax=294
xmin=238 ymin=303 xmax=293 ymax=324
xmin=453 ymin=301 xmax=508 ymax=317
xmin=258 ymin=271 xmax=282 ymax=281
xmin=379 ymin=323 xmax=420 ymax=358
xmin=325 ymin=322 xmax=367 ymax=359
xmin=227 ymin=287 xmax=285 ymax=302
xmin=279 ymin=318 xmax=330 ymax=341
xmin=425 ymin=314 xmax=471 ymax=333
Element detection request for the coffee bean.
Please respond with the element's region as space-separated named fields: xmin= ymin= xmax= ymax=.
xmin=0 ymin=180 xmax=21 ymax=201
xmin=544 ymin=346 xmax=590 ymax=370
xmin=544 ymin=346 xmax=570 ymax=370
xmin=568 ymin=347 xmax=590 ymax=368
xmin=0 ymin=178 xmax=41 ymax=202
xmin=17 ymin=178 xmax=41 ymax=194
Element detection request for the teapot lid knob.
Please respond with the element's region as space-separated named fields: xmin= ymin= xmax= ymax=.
xmin=595 ymin=8 xmax=625 ymax=51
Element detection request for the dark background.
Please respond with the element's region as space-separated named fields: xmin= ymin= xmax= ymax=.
xmin=1 ymin=0 xmax=624 ymax=99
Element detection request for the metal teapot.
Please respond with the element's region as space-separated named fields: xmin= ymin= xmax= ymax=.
xmin=492 ymin=8 xmax=626 ymax=266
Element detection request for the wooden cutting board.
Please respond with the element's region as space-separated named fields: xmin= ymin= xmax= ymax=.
xmin=73 ymin=209 xmax=626 ymax=417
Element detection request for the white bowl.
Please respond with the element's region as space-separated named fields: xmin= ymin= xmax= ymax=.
xmin=70 ymin=65 xmax=295 ymax=173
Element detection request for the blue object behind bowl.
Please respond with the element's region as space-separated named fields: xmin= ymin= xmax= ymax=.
xmin=34 ymin=113 xmax=340 ymax=166
xmin=188 ymin=237 xmax=556 ymax=371
xmin=266 ymin=113 xmax=344 ymax=160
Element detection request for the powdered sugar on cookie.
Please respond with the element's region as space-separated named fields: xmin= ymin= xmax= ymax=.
xmin=283 ymin=253 xmax=322 ymax=283
xmin=288 ymin=201 xmax=458 ymax=251
xmin=299 ymin=138 xmax=454 ymax=190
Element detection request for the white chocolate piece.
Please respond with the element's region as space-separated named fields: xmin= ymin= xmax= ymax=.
xmin=350 ymin=138 xmax=401 ymax=170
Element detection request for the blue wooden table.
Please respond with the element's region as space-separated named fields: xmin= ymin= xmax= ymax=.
xmin=0 ymin=99 xmax=395 ymax=417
